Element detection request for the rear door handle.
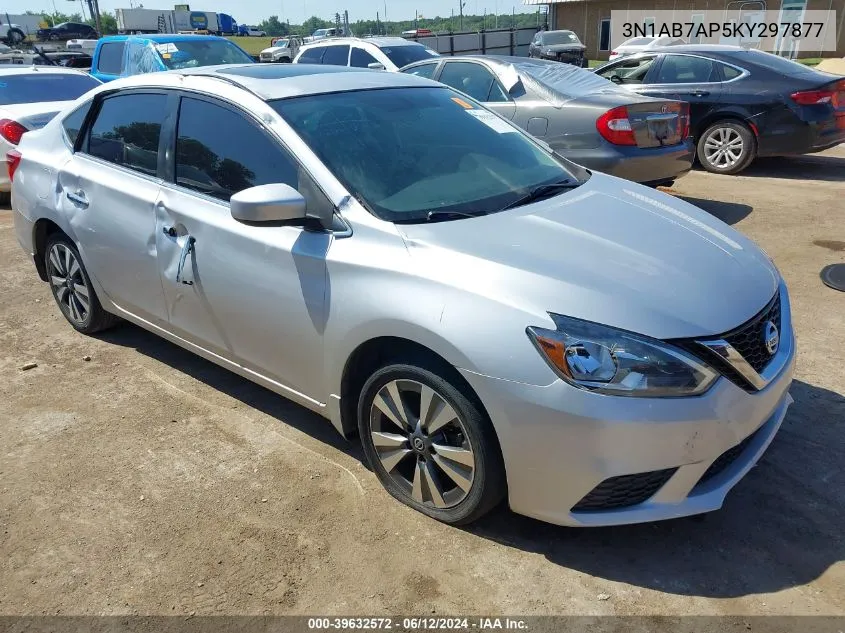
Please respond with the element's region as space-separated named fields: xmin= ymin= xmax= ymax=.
xmin=66 ymin=190 xmax=88 ymax=207
xmin=690 ymin=90 xmax=709 ymax=97
xmin=176 ymin=236 xmax=196 ymax=286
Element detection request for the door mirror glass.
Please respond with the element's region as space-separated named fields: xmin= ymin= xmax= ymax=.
xmin=367 ymin=61 xmax=386 ymax=70
xmin=230 ymin=184 xmax=307 ymax=224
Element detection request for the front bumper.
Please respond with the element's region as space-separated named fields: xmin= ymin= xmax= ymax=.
xmin=459 ymin=302 xmax=796 ymax=527
xmin=559 ymin=138 xmax=695 ymax=185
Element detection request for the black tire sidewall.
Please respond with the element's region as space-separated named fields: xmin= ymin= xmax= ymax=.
xmin=697 ymin=121 xmax=756 ymax=175
xmin=357 ymin=362 xmax=505 ymax=525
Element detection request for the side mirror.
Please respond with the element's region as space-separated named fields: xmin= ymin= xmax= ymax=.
xmin=367 ymin=61 xmax=386 ymax=70
xmin=230 ymin=183 xmax=307 ymax=224
xmin=609 ymin=74 xmax=622 ymax=84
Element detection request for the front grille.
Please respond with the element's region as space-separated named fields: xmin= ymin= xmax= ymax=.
xmin=674 ymin=291 xmax=782 ymax=391
xmin=696 ymin=427 xmax=761 ymax=487
xmin=572 ymin=468 xmax=677 ymax=512
xmin=723 ymin=293 xmax=781 ymax=373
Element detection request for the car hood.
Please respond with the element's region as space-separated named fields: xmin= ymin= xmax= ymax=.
xmin=396 ymin=174 xmax=779 ymax=340
xmin=0 ymin=100 xmax=76 ymax=130
xmin=261 ymin=46 xmax=288 ymax=54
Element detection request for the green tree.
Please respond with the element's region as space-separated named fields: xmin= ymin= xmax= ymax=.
xmin=300 ymin=15 xmax=331 ymax=36
xmin=259 ymin=15 xmax=289 ymax=37
xmin=87 ymin=11 xmax=118 ymax=35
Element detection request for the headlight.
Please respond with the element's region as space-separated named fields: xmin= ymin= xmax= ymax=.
xmin=526 ymin=314 xmax=718 ymax=397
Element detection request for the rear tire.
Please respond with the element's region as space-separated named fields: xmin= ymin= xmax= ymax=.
xmin=358 ymin=360 xmax=506 ymax=525
xmin=44 ymin=234 xmax=119 ymax=335
xmin=9 ymin=28 xmax=25 ymax=44
xmin=697 ymin=121 xmax=756 ymax=175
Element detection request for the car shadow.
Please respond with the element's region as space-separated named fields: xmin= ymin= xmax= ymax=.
xmin=99 ymin=324 xmax=844 ymax=599
xmin=98 ymin=324 xmax=364 ymax=463
xmin=466 ymin=379 xmax=845 ymax=598
xmin=678 ymin=195 xmax=753 ymax=225
xmin=740 ymin=154 xmax=845 ymax=182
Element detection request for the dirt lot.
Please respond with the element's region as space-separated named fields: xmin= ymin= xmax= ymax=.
xmin=1 ymin=147 xmax=844 ymax=618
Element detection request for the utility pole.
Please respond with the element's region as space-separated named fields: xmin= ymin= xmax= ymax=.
xmin=87 ymin=0 xmax=102 ymax=34
xmin=459 ymin=0 xmax=465 ymax=31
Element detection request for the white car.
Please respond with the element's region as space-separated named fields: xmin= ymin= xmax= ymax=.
xmin=0 ymin=67 xmax=101 ymax=200
xmin=243 ymin=26 xmax=266 ymax=37
xmin=66 ymin=39 xmax=98 ymax=54
xmin=294 ymin=37 xmax=438 ymax=71
xmin=259 ymin=36 xmax=304 ymax=63
xmin=608 ymin=36 xmax=686 ymax=61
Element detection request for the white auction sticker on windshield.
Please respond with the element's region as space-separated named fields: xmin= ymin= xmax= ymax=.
xmin=155 ymin=43 xmax=179 ymax=53
xmin=466 ymin=109 xmax=516 ymax=134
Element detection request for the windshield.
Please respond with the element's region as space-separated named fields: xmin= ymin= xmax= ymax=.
xmin=272 ymin=87 xmax=576 ymax=222
xmin=542 ymin=31 xmax=581 ymax=45
xmin=313 ymin=29 xmax=329 ymax=36
xmin=381 ymin=44 xmax=438 ymax=68
xmin=274 ymin=39 xmax=290 ymax=48
xmin=155 ymin=40 xmax=253 ymax=69
xmin=0 ymin=73 xmax=100 ymax=105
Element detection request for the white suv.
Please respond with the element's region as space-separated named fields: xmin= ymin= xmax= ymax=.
xmin=293 ymin=37 xmax=438 ymax=71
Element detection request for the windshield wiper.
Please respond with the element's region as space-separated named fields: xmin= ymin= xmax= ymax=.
xmin=498 ymin=180 xmax=578 ymax=212
xmin=425 ymin=210 xmax=487 ymax=222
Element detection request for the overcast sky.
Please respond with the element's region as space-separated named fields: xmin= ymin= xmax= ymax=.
xmin=5 ymin=0 xmax=536 ymax=26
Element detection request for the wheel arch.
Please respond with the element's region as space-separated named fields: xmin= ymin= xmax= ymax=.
xmin=693 ymin=111 xmax=757 ymax=142
xmin=337 ymin=335 xmax=495 ymax=442
xmin=32 ymin=218 xmax=67 ymax=282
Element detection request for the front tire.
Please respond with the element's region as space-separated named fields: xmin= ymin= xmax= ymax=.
xmin=44 ymin=235 xmax=118 ymax=335
xmin=9 ymin=28 xmax=25 ymax=44
xmin=697 ymin=121 xmax=756 ymax=175
xmin=358 ymin=361 xmax=506 ymax=525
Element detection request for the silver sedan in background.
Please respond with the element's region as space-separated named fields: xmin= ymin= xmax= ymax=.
xmin=401 ymin=55 xmax=694 ymax=186
xmin=11 ymin=65 xmax=794 ymax=527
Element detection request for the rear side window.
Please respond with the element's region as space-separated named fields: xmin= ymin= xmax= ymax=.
xmin=720 ymin=63 xmax=742 ymax=80
xmin=174 ymin=97 xmax=299 ymax=201
xmin=656 ymin=55 xmax=719 ymax=83
xmin=322 ymin=45 xmax=350 ymax=66
xmin=402 ymin=62 xmax=437 ymax=78
xmin=350 ymin=47 xmax=379 ymax=68
xmin=298 ymin=46 xmax=326 ymax=64
xmin=97 ymin=41 xmax=125 ymax=75
xmin=86 ymin=93 xmax=167 ymax=176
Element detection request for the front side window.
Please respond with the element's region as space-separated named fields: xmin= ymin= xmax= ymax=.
xmin=350 ymin=47 xmax=379 ymax=68
xmin=0 ymin=73 xmax=101 ymax=105
xmin=298 ymin=46 xmax=326 ymax=64
xmin=401 ymin=62 xmax=438 ymax=78
xmin=321 ymin=45 xmax=350 ymax=66
xmin=273 ymin=87 xmax=576 ymax=223
xmin=596 ymin=55 xmax=656 ymax=84
xmin=97 ymin=41 xmax=125 ymax=75
xmin=175 ymin=97 xmax=299 ymax=202
xmin=656 ymin=55 xmax=719 ymax=83
xmin=86 ymin=93 xmax=167 ymax=176
xmin=438 ymin=62 xmax=503 ymax=103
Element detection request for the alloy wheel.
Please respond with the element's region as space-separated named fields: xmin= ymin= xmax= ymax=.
xmin=369 ymin=379 xmax=475 ymax=508
xmin=703 ymin=127 xmax=745 ymax=170
xmin=47 ymin=243 xmax=90 ymax=325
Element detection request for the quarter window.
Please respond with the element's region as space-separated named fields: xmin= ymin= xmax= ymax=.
xmin=321 ymin=45 xmax=350 ymax=66
xmin=62 ymin=104 xmax=91 ymax=147
xmin=174 ymin=97 xmax=299 ymax=202
xmin=720 ymin=63 xmax=743 ymax=80
xmin=350 ymin=47 xmax=379 ymax=68
xmin=97 ymin=41 xmax=125 ymax=75
xmin=86 ymin=93 xmax=167 ymax=176
xmin=298 ymin=46 xmax=325 ymax=64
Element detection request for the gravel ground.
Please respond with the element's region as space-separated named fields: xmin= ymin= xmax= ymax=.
xmin=1 ymin=147 xmax=843 ymax=617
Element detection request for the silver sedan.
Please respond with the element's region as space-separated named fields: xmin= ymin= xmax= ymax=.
xmin=400 ymin=55 xmax=694 ymax=186
xmin=11 ymin=65 xmax=795 ymax=527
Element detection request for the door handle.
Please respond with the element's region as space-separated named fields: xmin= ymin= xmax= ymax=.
xmin=176 ymin=236 xmax=196 ymax=286
xmin=690 ymin=90 xmax=709 ymax=97
xmin=162 ymin=226 xmax=177 ymax=238
xmin=66 ymin=190 xmax=88 ymax=207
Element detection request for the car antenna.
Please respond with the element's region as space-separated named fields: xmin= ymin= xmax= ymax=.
xmin=33 ymin=45 xmax=58 ymax=66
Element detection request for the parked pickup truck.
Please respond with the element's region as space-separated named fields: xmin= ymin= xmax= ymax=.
xmin=259 ymin=36 xmax=303 ymax=63
xmin=90 ymin=34 xmax=255 ymax=82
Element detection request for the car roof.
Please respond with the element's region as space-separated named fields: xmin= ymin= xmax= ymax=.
xmin=100 ymin=34 xmax=228 ymax=43
xmin=108 ymin=63 xmax=436 ymax=100
xmin=0 ymin=65 xmax=92 ymax=77
xmin=301 ymin=36 xmax=420 ymax=48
